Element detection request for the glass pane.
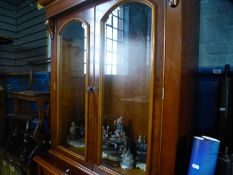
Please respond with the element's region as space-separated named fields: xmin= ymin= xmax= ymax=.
xmin=106 ymin=39 xmax=112 ymax=51
xmin=113 ymin=29 xmax=118 ymax=41
xmin=113 ymin=16 xmax=118 ymax=28
xmin=106 ymin=26 xmax=112 ymax=39
xmin=107 ymin=14 xmax=112 ymax=25
xmin=113 ymin=41 xmax=117 ymax=53
xmin=59 ymin=21 xmax=88 ymax=155
xmin=101 ymin=2 xmax=152 ymax=175
xmin=106 ymin=52 xmax=113 ymax=64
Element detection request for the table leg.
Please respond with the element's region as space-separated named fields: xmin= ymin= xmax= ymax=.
xmin=21 ymin=121 xmax=30 ymax=162
xmin=12 ymin=98 xmax=20 ymax=114
xmin=33 ymin=101 xmax=44 ymax=136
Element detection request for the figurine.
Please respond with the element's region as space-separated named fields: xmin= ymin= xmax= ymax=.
xmin=120 ymin=148 xmax=134 ymax=169
xmin=70 ymin=122 xmax=77 ymax=140
xmin=136 ymin=163 xmax=146 ymax=172
xmin=102 ymin=116 xmax=130 ymax=165
xmin=103 ymin=125 xmax=110 ymax=138
xmin=66 ymin=121 xmax=85 ymax=148
xmin=114 ymin=116 xmax=124 ymax=132
xmin=135 ymin=135 xmax=147 ymax=171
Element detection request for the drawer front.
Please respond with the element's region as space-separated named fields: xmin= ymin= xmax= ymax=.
xmin=34 ymin=155 xmax=93 ymax=175
xmin=39 ymin=167 xmax=58 ymax=175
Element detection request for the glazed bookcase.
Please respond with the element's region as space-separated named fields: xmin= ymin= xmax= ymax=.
xmin=34 ymin=0 xmax=200 ymax=175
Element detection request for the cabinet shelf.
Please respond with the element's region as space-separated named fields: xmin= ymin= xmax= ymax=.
xmin=102 ymin=162 xmax=146 ymax=175
xmin=120 ymin=97 xmax=148 ymax=103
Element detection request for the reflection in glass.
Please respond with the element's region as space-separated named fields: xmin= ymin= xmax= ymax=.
xmin=59 ymin=21 xmax=88 ymax=155
xmin=101 ymin=2 xmax=152 ymax=175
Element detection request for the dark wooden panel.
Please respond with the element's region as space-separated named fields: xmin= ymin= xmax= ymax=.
xmin=17 ymin=23 xmax=46 ymax=37
xmin=16 ymin=46 xmax=47 ymax=55
xmin=17 ymin=38 xmax=47 ymax=49
xmin=0 ymin=0 xmax=16 ymax=9
xmin=1 ymin=0 xmax=16 ymax=6
xmin=15 ymin=0 xmax=47 ymax=72
xmin=14 ymin=65 xmax=31 ymax=73
xmin=17 ymin=31 xmax=47 ymax=43
xmin=17 ymin=29 xmax=46 ymax=40
xmin=16 ymin=0 xmax=35 ymax=10
xmin=0 ymin=51 xmax=15 ymax=59
xmin=0 ymin=59 xmax=15 ymax=65
xmin=17 ymin=15 xmax=45 ymax=31
xmin=0 ymin=45 xmax=15 ymax=52
xmin=0 ymin=16 xmax=16 ymax=25
xmin=0 ymin=0 xmax=16 ymax=72
xmin=0 ymin=67 xmax=15 ymax=74
xmin=16 ymin=54 xmax=47 ymax=61
xmin=18 ymin=37 xmax=47 ymax=46
xmin=16 ymin=56 xmax=48 ymax=63
xmin=14 ymin=65 xmax=49 ymax=73
xmin=0 ymin=29 xmax=16 ymax=36
xmin=17 ymin=4 xmax=38 ymax=16
xmin=17 ymin=9 xmax=45 ymax=24
xmin=0 ymin=22 xmax=16 ymax=32
xmin=0 ymin=7 xmax=15 ymax=18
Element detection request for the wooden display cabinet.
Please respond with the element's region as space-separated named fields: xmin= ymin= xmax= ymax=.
xmin=34 ymin=0 xmax=200 ymax=175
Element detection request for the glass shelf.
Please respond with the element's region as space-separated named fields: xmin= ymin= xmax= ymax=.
xmin=120 ymin=97 xmax=148 ymax=103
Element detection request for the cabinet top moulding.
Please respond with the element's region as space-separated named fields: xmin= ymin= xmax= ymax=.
xmin=38 ymin=0 xmax=95 ymax=19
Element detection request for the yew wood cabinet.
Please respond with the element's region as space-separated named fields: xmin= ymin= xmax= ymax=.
xmin=34 ymin=0 xmax=200 ymax=175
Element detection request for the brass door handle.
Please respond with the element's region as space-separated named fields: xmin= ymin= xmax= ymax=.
xmin=168 ymin=0 xmax=179 ymax=8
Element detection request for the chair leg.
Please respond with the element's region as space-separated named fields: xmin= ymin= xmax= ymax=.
xmin=20 ymin=121 xmax=30 ymax=162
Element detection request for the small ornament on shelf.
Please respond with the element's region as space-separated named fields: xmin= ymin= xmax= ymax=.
xmin=66 ymin=120 xmax=85 ymax=148
xmin=120 ymin=148 xmax=134 ymax=169
xmin=103 ymin=125 xmax=111 ymax=138
xmin=135 ymin=135 xmax=147 ymax=171
xmin=102 ymin=116 xmax=133 ymax=166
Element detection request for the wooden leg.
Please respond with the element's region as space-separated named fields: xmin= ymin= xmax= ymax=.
xmin=5 ymin=118 xmax=20 ymax=151
xmin=33 ymin=101 xmax=44 ymax=136
xmin=20 ymin=121 xmax=30 ymax=162
xmin=26 ymin=165 xmax=32 ymax=175
xmin=37 ymin=165 xmax=43 ymax=175
xmin=12 ymin=98 xmax=20 ymax=114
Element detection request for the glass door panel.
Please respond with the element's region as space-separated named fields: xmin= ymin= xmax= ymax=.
xmin=100 ymin=2 xmax=152 ymax=175
xmin=58 ymin=21 xmax=89 ymax=156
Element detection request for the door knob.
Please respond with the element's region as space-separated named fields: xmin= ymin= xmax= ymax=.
xmin=87 ymin=86 xmax=98 ymax=93
xmin=168 ymin=0 xmax=179 ymax=8
xmin=92 ymin=86 xmax=98 ymax=93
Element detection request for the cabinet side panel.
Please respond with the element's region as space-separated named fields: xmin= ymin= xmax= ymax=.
xmin=161 ymin=1 xmax=199 ymax=174
xmin=149 ymin=0 xmax=165 ymax=175
xmin=175 ymin=0 xmax=200 ymax=174
xmin=161 ymin=1 xmax=182 ymax=175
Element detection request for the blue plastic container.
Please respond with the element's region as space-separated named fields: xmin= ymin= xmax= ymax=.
xmin=188 ymin=136 xmax=220 ymax=175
